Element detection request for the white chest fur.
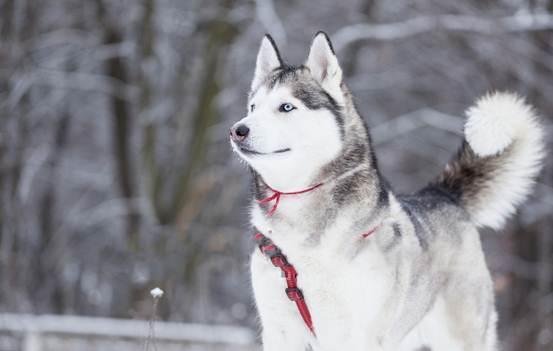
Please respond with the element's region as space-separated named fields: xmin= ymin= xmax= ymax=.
xmin=250 ymin=204 xmax=394 ymax=350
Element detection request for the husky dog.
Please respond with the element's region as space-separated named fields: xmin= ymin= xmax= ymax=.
xmin=229 ymin=32 xmax=545 ymax=351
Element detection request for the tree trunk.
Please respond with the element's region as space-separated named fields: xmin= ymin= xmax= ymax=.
xmin=95 ymin=0 xmax=140 ymax=252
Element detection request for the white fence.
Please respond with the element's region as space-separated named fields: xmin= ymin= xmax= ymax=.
xmin=0 ymin=314 xmax=259 ymax=351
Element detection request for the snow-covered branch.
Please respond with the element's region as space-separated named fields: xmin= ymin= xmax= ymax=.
xmin=371 ymin=108 xmax=463 ymax=146
xmin=333 ymin=12 xmax=553 ymax=52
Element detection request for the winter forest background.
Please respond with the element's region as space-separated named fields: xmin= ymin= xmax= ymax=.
xmin=1 ymin=0 xmax=552 ymax=350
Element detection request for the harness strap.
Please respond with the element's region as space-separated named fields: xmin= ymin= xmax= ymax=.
xmin=256 ymin=183 xmax=323 ymax=216
xmin=254 ymin=232 xmax=316 ymax=336
xmin=256 ymin=164 xmax=372 ymax=217
xmin=253 ymin=226 xmax=380 ymax=337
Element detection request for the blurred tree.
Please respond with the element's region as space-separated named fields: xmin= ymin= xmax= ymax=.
xmin=507 ymin=1 xmax=553 ymax=350
xmin=0 ymin=1 xmax=551 ymax=350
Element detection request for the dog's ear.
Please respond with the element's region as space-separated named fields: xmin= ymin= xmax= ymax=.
xmin=305 ymin=32 xmax=342 ymax=89
xmin=251 ymin=35 xmax=282 ymax=91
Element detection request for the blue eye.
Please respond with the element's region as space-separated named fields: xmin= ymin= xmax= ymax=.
xmin=279 ymin=103 xmax=296 ymax=113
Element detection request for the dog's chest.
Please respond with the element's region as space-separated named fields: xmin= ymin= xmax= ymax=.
xmin=251 ymin=223 xmax=393 ymax=347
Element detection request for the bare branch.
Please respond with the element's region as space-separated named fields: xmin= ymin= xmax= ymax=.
xmin=371 ymin=109 xmax=463 ymax=146
xmin=27 ymin=69 xmax=137 ymax=101
xmin=333 ymin=12 xmax=553 ymax=52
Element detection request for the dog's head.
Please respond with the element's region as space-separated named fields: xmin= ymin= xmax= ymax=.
xmin=230 ymin=32 xmax=349 ymax=190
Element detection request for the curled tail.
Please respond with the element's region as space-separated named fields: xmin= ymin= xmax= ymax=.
xmin=436 ymin=92 xmax=545 ymax=229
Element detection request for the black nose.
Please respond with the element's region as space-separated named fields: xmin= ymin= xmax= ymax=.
xmin=231 ymin=124 xmax=250 ymax=142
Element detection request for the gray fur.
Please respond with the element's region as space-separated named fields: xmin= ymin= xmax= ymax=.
xmin=264 ymin=65 xmax=346 ymax=137
xmin=399 ymin=199 xmax=430 ymax=251
xmin=247 ymin=67 xmax=496 ymax=349
xmin=382 ymin=223 xmax=402 ymax=253
xmin=237 ymin=34 xmax=543 ymax=350
xmin=252 ymin=64 xmax=384 ymax=232
xmin=434 ymin=140 xmax=508 ymax=210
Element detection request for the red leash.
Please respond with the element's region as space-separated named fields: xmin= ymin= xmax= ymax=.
xmin=257 ymin=183 xmax=323 ymax=216
xmin=254 ymin=227 xmax=379 ymax=337
xmin=254 ymin=232 xmax=316 ymax=335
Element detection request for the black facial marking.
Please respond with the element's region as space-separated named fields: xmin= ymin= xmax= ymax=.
xmin=292 ymin=84 xmax=338 ymax=110
xmin=273 ymin=148 xmax=291 ymax=153
xmin=267 ymin=65 xmax=301 ymax=89
xmin=263 ymin=64 xmax=346 ymax=138
xmin=292 ymin=83 xmax=344 ymax=137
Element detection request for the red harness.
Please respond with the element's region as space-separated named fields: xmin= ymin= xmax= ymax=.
xmin=254 ymin=232 xmax=316 ymax=335
xmin=254 ymin=181 xmax=380 ymax=336
xmin=256 ymin=182 xmax=324 ymax=216
xmin=254 ymin=228 xmax=378 ymax=336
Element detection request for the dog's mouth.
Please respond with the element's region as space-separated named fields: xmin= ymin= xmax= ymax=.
xmin=230 ymin=137 xmax=291 ymax=157
xmin=239 ymin=146 xmax=291 ymax=156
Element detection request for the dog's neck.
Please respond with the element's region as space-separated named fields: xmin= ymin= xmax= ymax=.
xmin=250 ymin=92 xmax=390 ymax=245
xmin=250 ymin=157 xmax=388 ymax=234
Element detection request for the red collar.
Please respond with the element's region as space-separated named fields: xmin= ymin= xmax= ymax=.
xmin=254 ymin=226 xmax=379 ymax=337
xmin=256 ymin=182 xmax=324 ymax=216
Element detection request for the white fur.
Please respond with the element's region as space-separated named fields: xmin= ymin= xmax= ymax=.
xmin=250 ymin=194 xmax=486 ymax=351
xmin=464 ymin=92 xmax=545 ymax=229
xmin=305 ymin=33 xmax=344 ymax=104
xmin=237 ymin=36 xmax=508 ymax=351
xmin=231 ymin=85 xmax=343 ymax=191
xmin=230 ymin=34 xmax=346 ymax=191
xmin=398 ymin=297 xmax=463 ymax=351
xmin=251 ymin=201 xmax=394 ymax=351
xmin=251 ymin=36 xmax=281 ymax=91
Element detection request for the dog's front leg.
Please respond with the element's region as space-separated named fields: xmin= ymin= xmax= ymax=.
xmin=255 ymin=290 xmax=311 ymax=351
xmin=344 ymin=332 xmax=388 ymax=351
xmin=261 ymin=326 xmax=311 ymax=351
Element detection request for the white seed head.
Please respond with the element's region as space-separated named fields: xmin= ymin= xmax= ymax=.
xmin=150 ymin=287 xmax=164 ymax=299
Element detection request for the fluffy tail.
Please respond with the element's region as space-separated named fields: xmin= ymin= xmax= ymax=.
xmin=436 ymin=92 xmax=545 ymax=229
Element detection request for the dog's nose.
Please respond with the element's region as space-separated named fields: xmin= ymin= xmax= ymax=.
xmin=230 ymin=124 xmax=250 ymax=142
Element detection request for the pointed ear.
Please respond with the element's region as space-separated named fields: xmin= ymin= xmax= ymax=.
xmin=251 ymin=35 xmax=282 ymax=91
xmin=305 ymin=32 xmax=342 ymax=88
